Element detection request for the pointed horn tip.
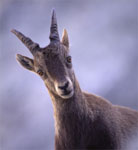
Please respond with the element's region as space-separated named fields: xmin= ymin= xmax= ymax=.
xmin=52 ymin=8 xmax=55 ymax=14
xmin=63 ymin=28 xmax=67 ymax=33
xmin=62 ymin=28 xmax=68 ymax=37
xmin=16 ymin=54 xmax=22 ymax=60
xmin=51 ymin=8 xmax=57 ymax=19
xmin=11 ymin=29 xmax=19 ymax=35
xmin=11 ymin=29 xmax=16 ymax=33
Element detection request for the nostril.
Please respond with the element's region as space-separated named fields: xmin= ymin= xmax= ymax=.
xmin=58 ymin=81 xmax=69 ymax=90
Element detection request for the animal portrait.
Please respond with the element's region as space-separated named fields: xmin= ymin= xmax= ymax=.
xmin=11 ymin=9 xmax=138 ymax=150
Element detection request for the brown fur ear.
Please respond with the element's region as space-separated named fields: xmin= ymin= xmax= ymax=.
xmin=61 ymin=29 xmax=69 ymax=48
xmin=16 ymin=54 xmax=34 ymax=71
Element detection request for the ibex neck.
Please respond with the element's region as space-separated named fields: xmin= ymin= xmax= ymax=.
xmin=47 ymin=78 xmax=87 ymax=135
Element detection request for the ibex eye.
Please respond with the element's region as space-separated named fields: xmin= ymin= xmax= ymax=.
xmin=66 ymin=56 xmax=72 ymax=63
xmin=37 ymin=70 xmax=43 ymax=76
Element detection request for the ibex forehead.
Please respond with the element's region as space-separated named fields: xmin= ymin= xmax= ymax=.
xmin=34 ymin=43 xmax=67 ymax=66
xmin=44 ymin=43 xmax=60 ymax=54
xmin=40 ymin=43 xmax=68 ymax=58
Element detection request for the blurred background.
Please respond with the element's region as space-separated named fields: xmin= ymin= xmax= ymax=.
xmin=0 ymin=0 xmax=137 ymax=150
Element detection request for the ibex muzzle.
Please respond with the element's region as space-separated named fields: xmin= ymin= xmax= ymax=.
xmin=55 ymin=76 xmax=74 ymax=99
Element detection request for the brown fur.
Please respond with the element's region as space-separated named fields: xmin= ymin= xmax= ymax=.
xmin=12 ymin=10 xmax=138 ymax=150
xmin=52 ymin=79 xmax=138 ymax=150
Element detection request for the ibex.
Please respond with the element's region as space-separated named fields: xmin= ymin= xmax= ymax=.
xmin=12 ymin=10 xmax=138 ymax=150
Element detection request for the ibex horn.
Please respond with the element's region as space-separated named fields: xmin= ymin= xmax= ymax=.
xmin=49 ymin=9 xmax=60 ymax=42
xmin=11 ymin=29 xmax=40 ymax=55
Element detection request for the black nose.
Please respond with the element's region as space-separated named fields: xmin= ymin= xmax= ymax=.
xmin=58 ymin=81 xmax=69 ymax=90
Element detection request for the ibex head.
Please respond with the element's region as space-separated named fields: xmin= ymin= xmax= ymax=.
xmin=11 ymin=10 xmax=74 ymax=99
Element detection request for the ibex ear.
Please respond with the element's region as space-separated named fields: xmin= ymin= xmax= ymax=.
xmin=16 ymin=54 xmax=34 ymax=71
xmin=61 ymin=29 xmax=69 ymax=48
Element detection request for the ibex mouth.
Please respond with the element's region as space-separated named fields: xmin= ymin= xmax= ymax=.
xmin=60 ymin=90 xmax=74 ymax=99
xmin=61 ymin=90 xmax=72 ymax=96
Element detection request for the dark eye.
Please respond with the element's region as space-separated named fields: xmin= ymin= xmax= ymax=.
xmin=37 ymin=70 xmax=43 ymax=76
xmin=66 ymin=56 xmax=72 ymax=63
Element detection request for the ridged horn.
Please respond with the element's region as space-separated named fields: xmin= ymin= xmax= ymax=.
xmin=11 ymin=29 xmax=40 ymax=55
xmin=49 ymin=9 xmax=60 ymax=42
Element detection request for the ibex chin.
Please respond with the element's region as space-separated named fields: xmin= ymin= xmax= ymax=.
xmin=12 ymin=10 xmax=138 ymax=150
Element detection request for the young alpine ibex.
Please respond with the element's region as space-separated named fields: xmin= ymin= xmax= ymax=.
xmin=12 ymin=10 xmax=138 ymax=150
